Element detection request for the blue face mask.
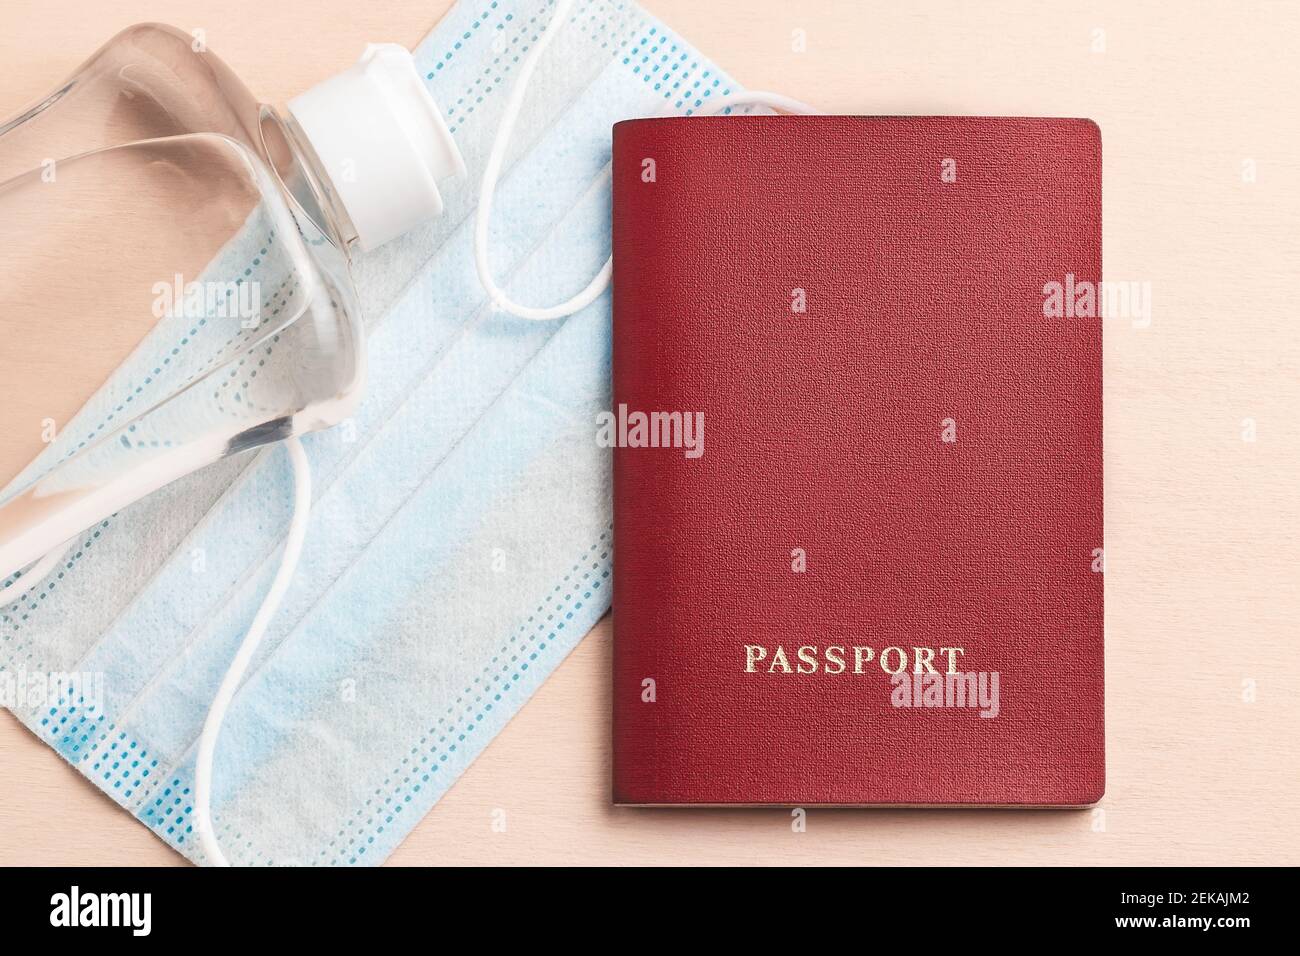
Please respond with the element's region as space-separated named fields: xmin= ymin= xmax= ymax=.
xmin=0 ymin=0 xmax=745 ymax=864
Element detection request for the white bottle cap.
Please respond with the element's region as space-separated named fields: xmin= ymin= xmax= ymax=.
xmin=289 ymin=44 xmax=466 ymax=252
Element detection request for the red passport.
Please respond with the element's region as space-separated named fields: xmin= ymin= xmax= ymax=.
xmin=611 ymin=116 xmax=1103 ymax=806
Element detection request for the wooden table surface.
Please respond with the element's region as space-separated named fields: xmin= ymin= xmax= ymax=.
xmin=1 ymin=0 xmax=1297 ymax=866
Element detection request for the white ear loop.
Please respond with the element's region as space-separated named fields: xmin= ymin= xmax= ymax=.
xmin=473 ymin=0 xmax=819 ymax=321
xmin=1 ymin=538 xmax=72 ymax=609
xmin=194 ymin=436 xmax=311 ymax=866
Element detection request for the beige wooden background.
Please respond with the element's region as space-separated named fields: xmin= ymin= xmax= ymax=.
xmin=1 ymin=0 xmax=1297 ymax=865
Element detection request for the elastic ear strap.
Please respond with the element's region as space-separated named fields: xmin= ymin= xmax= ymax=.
xmin=693 ymin=91 xmax=819 ymax=116
xmin=473 ymin=0 xmax=819 ymax=322
xmin=194 ymin=436 xmax=312 ymax=867
xmin=473 ymin=0 xmax=602 ymax=321
xmin=1 ymin=538 xmax=72 ymax=609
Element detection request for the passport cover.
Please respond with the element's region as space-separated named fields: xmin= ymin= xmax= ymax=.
xmin=610 ymin=116 xmax=1104 ymax=806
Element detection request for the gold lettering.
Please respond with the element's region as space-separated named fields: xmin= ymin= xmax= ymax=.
xmin=740 ymin=643 xmax=975 ymax=678
xmin=880 ymin=646 xmax=907 ymax=675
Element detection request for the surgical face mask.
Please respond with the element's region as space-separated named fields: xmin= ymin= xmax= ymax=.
xmin=0 ymin=0 xmax=802 ymax=865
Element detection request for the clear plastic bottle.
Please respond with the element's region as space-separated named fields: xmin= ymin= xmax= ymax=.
xmin=0 ymin=23 xmax=463 ymax=580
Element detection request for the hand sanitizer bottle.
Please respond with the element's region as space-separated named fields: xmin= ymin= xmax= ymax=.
xmin=0 ymin=24 xmax=465 ymax=582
